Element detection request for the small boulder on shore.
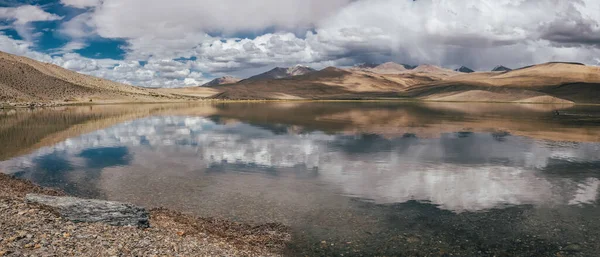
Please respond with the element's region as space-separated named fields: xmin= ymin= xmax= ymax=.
xmin=25 ymin=194 xmax=149 ymax=228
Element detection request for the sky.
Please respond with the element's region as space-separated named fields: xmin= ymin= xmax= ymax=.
xmin=0 ymin=0 xmax=599 ymax=88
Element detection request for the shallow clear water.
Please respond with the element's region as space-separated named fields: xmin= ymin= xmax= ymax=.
xmin=2 ymin=102 xmax=600 ymax=255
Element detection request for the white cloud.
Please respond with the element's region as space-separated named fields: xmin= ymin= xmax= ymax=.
xmin=0 ymin=34 xmax=55 ymax=63
xmin=0 ymin=5 xmax=63 ymax=42
xmin=191 ymin=33 xmax=316 ymax=73
xmin=184 ymin=77 xmax=201 ymax=86
xmin=60 ymin=0 xmax=103 ymax=8
xmin=59 ymin=12 xmax=96 ymax=39
xmin=87 ymin=59 xmax=208 ymax=87
xmin=87 ymin=0 xmax=352 ymax=38
xmin=0 ymin=5 xmax=62 ymax=25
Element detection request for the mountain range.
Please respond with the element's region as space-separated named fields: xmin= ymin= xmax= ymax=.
xmin=354 ymin=62 xmax=416 ymax=73
xmin=242 ymin=65 xmax=316 ymax=81
xmin=202 ymin=76 xmax=241 ymax=87
xmin=1 ymin=50 xmax=599 ymax=105
xmin=208 ymin=61 xmax=600 ymax=104
xmin=492 ymin=66 xmax=512 ymax=72
xmin=455 ymin=66 xmax=475 ymax=73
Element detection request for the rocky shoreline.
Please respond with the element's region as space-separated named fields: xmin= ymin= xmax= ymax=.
xmin=0 ymin=173 xmax=290 ymax=256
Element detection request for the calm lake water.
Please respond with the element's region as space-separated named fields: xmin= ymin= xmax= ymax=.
xmin=2 ymin=102 xmax=600 ymax=256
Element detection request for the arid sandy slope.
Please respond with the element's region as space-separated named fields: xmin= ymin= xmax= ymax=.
xmin=212 ymin=62 xmax=600 ymax=103
xmin=0 ymin=51 xmax=207 ymax=104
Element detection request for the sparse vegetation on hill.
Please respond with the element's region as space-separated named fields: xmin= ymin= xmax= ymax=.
xmin=0 ymin=51 xmax=201 ymax=105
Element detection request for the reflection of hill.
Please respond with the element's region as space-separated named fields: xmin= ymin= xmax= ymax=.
xmin=0 ymin=104 xmax=217 ymax=161
xmin=2 ymin=102 xmax=600 ymax=165
xmin=210 ymin=102 xmax=600 ymax=142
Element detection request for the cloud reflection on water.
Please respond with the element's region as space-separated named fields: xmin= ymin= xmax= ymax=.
xmin=1 ymin=115 xmax=599 ymax=213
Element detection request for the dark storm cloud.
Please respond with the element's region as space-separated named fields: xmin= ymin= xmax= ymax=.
xmin=541 ymin=18 xmax=600 ymax=47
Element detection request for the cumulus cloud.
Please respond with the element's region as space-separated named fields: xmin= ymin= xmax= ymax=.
xmin=0 ymin=5 xmax=63 ymax=41
xmin=60 ymin=0 xmax=103 ymax=8
xmin=0 ymin=5 xmax=62 ymax=25
xmin=86 ymin=0 xmax=353 ymax=38
xmin=84 ymin=58 xmax=207 ymax=87
xmin=192 ymin=33 xmax=316 ymax=72
xmin=59 ymin=12 xmax=96 ymax=39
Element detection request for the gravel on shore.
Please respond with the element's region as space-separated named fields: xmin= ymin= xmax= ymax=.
xmin=0 ymin=173 xmax=290 ymax=256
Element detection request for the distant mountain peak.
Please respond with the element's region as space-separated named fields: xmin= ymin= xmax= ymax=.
xmin=245 ymin=65 xmax=316 ymax=81
xmin=354 ymin=62 xmax=380 ymax=69
xmin=287 ymin=65 xmax=316 ymax=76
xmin=402 ymin=64 xmax=417 ymax=70
xmin=321 ymin=66 xmax=346 ymax=73
xmin=413 ymin=64 xmax=445 ymax=72
xmin=352 ymin=62 xmax=417 ymax=74
xmin=202 ymin=76 xmax=241 ymax=87
xmin=455 ymin=66 xmax=475 ymax=73
xmin=492 ymin=65 xmax=512 ymax=72
xmin=354 ymin=62 xmax=416 ymax=70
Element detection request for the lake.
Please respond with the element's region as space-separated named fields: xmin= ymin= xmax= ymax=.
xmin=2 ymin=102 xmax=600 ymax=256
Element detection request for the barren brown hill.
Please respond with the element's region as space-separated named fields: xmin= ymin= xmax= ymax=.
xmin=202 ymin=76 xmax=241 ymax=87
xmin=405 ymin=64 xmax=459 ymax=77
xmin=210 ymin=67 xmax=439 ymax=100
xmin=0 ymin=51 xmax=201 ymax=104
xmin=449 ymin=62 xmax=600 ymax=87
xmin=157 ymin=87 xmax=219 ymax=98
xmin=209 ymin=62 xmax=600 ymax=103
xmin=404 ymin=62 xmax=600 ymax=104
xmin=355 ymin=62 xmax=408 ymax=74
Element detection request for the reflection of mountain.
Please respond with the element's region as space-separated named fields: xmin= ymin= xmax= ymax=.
xmin=3 ymin=102 xmax=599 ymax=166
xmin=2 ymin=114 xmax=599 ymax=213
xmin=0 ymin=103 xmax=217 ymax=161
xmin=209 ymin=102 xmax=600 ymax=142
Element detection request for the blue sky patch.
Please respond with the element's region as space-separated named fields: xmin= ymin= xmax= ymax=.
xmin=78 ymin=146 xmax=131 ymax=169
xmin=32 ymin=20 xmax=67 ymax=51
xmin=0 ymin=28 xmax=22 ymax=40
xmin=174 ymin=56 xmax=197 ymax=61
xmin=75 ymin=38 xmax=128 ymax=59
xmin=0 ymin=0 xmax=56 ymax=8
